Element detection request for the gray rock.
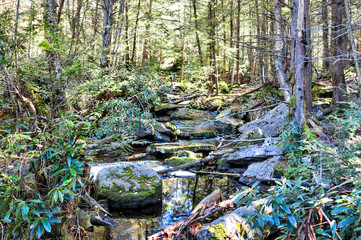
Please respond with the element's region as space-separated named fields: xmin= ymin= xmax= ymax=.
xmin=196 ymin=200 xmax=270 ymax=240
xmin=177 ymin=121 xmax=216 ymax=139
xmin=153 ymin=122 xmax=176 ymax=137
xmin=170 ymin=108 xmax=213 ymax=121
xmin=243 ymin=156 xmax=282 ymax=179
xmin=134 ymin=125 xmax=154 ymax=139
xmin=218 ymin=140 xmax=283 ymax=168
xmin=95 ymin=162 xmax=162 ymax=209
xmin=147 ymin=142 xmax=216 ymax=156
xmin=238 ymin=103 xmax=289 ymax=138
xmin=153 ymin=131 xmax=171 ymax=142
xmin=214 ymin=116 xmax=240 ymax=135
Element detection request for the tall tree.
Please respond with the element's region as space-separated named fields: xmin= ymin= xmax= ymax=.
xmin=192 ymin=0 xmax=203 ymax=65
xmin=322 ymin=0 xmax=330 ymax=72
xmin=101 ymin=0 xmax=115 ymax=68
xmin=274 ymin=0 xmax=291 ymax=102
xmin=131 ymin=0 xmax=141 ymax=64
xmin=330 ymin=0 xmax=347 ymax=107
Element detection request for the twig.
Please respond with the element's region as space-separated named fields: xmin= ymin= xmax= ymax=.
xmin=80 ymin=192 xmax=112 ymax=217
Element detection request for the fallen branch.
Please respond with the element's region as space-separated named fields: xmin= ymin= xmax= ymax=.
xmin=156 ymin=149 xmax=234 ymax=175
xmin=81 ymin=192 xmax=112 ymax=217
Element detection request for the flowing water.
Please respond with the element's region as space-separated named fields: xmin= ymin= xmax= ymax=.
xmin=88 ymin=174 xmax=237 ymax=240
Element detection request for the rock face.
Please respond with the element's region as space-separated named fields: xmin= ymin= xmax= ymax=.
xmin=134 ymin=122 xmax=178 ymax=142
xmin=238 ymin=103 xmax=289 ymax=138
xmin=218 ymin=138 xmax=283 ymax=168
xmin=243 ymin=156 xmax=282 ymax=179
xmin=177 ymin=121 xmax=216 ymax=139
xmin=196 ymin=200 xmax=270 ymax=240
xmin=170 ymin=108 xmax=213 ymax=121
xmin=147 ymin=142 xmax=216 ymax=156
xmin=214 ymin=109 xmax=241 ymax=135
xmin=95 ymin=162 xmax=162 ymax=209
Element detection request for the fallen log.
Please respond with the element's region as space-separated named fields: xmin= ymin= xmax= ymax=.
xmin=156 ymin=149 xmax=234 ymax=175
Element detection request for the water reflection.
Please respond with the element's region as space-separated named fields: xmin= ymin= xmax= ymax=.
xmin=88 ymin=176 xmax=236 ymax=240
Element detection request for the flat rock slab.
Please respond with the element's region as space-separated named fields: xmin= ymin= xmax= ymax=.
xmin=176 ymin=121 xmax=216 ymax=139
xmin=170 ymin=108 xmax=214 ymax=121
xmin=146 ymin=142 xmax=216 ymax=155
xmin=218 ymin=139 xmax=283 ymax=168
xmin=238 ymin=103 xmax=289 ymax=138
xmin=243 ymin=156 xmax=282 ymax=179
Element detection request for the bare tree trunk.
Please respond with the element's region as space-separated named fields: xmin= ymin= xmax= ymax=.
xmin=294 ymin=0 xmax=306 ymax=128
xmin=57 ymin=0 xmax=65 ymax=24
xmin=330 ymin=0 xmax=347 ymax=107
xmin=92 ymin=0 xmax=100 ymax=38
xmin=131 ymin=0 xmax=141 ymax=64
xmin=43 ymin=0 xmax=65 ymax=111
xmin=344 ymin=0 xmax=361 ymax=90
xmin=305 ymin=0 xmax=313 ymax=112
xmin=229 ymin=0 xmax=234 ymax=85
xmin=255 ymin=0 xmax=263 ymax=81
xmin=101 ymin=0 xmax=114 ymax=68
xmin=112 ymin=0 xmax=125 ymax=69
xmin=236 ymin=0 xmax=240 ymax=84
xmin=125 ymin=0 xmax=130 ymax=67
xmin=322 ymin=0 xmax=330 ymax=72
xmin=192 ymin=0 xmax=203 ymax=65
xmin=274 ymin=0 xmax=291 ymax=102
xmin=141 ymin=0 xmax=152 ymax=67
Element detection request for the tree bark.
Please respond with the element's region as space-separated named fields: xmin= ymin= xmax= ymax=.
xmin=305 ymin=0 xmax=313 ymax=112
xmin=330 ymin=0 xmax=347 ymax=107
xmin=131 ymin=0 xmax=141 ymax=64
xmin=294 ymin=0 xmax=306 ymax=128
xmin=100 ymin=0 xmax=114 ymax=68
xmin=236 ymin=0 xmax=241 ymax=84
xmin=344 ymin=0 xmax=361 ymax=90
xmin=141 ymin=0 xmax=152 ymax=67
xmin=274 ymin=0 xmax=291 ymax=102
xmin=322 ymin=0 xmax=330 ymax=72
xmin=192 ymin=0 xmax=203 ymax=65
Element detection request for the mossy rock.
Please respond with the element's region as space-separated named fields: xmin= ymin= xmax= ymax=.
xmin=154 ymin=103 xmax=178 ymax=114
xmin=164 ymin=156 xmax=200 ymax=167
xmin=95 ymin=163 xmax=162 ymax=209
xmin=176 ymin=150 xmax=201 ymax=158
xmin=170 ymin=108 xmax=213 ymax=121
xmin=177 ymin=120 xmax=216 ymax=139
xmin=147 ymin=142 xmax=216 ymax=156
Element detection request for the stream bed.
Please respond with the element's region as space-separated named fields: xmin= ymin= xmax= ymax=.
xmin=88 ymin=169 xmax=237 ymax=240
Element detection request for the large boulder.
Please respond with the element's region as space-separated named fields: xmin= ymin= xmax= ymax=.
xmin=243 ymin=156 xmax=282 ymax=179
xmin=238 ymin=103 xmax=289 ymax=138
xmin=95 ymin=162 xmax=162 ymax=209
xmin=134 ymin=122 xmax=178 ymax=142
xmin=196 ymin=200 xmax=271 ymax=240
xmin=218 ymin=138 xmax=283 ymax=168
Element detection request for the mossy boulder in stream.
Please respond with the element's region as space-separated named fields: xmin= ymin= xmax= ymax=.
xmin=164 ymin=156 xmax=201 ymax=167
xmin=177 ymin=121 xmax=216 ymax=139
xmin=147 ymin=142 xmax=216 ymax=156
xmin=95 ymin=162 xmax=162 ymax=209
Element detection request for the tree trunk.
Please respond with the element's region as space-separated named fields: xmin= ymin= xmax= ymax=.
xmin=100 ymin=0 xmax=114 ymax=68
xmin=305 ymin=0 xmax=313 ymax=112
xmin=344 ymin=0 xmax=361 ymax=90
xmin=236 ymin=0 xmax=241 ymax=84
xmin=330 ymin=0 xmax=347 ymax=107
xmin=294 ymin=0 xmax=306 ymax=128
xmin=229 ymin=0 xmax=234 ymax=85
xmin=141 ymin=0 xmax=152 ymax=67
xmin=43 ymin=0 xmax=65 ymax=111
xmin=131 ymin=0 xmax=141 ymax=64
xmin=274 ymin=0 xmax=291 ymax=102
xmin=125 ymin=0 xmax=130 ymax=67
xmin=192 ymin=0 xmax=203 ymax=65
xmin=322 ymin=0 xmax=330 ymax=72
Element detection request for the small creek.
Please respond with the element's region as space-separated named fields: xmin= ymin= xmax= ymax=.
xmin=88 ymin=117 xmax=239 ymax=240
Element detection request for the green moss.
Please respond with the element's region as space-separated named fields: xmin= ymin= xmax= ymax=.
xmin=210 ymin=223 xmax=228 ymax=240
xmin=164 ymin=156 xmax=200 ymax=167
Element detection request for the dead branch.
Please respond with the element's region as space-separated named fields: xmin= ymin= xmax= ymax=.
xmin=80 ymin=192 xmax=112 ymax=217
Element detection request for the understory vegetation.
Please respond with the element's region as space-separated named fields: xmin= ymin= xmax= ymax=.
xmin=1 ymin=0 xmax=361 ymax=239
